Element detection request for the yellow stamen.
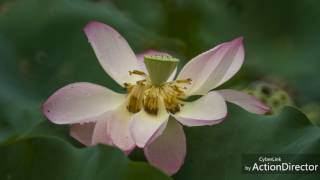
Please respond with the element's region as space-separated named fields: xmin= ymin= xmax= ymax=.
xmin=129 ymin=70 xmax=146 ymax=77
xmin=125 ymin=70 xmax=190 ymax=115
xmin=126 ymin=82 xmax=146 ymax=113
xmin=175 ymin=78 xmax=192 ymax=84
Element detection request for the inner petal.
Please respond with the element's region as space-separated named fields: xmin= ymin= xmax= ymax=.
xmin=130 ymin=100 xmax=169 ymax=148
xmin=173 ymin=91 xmax=227 ymax=126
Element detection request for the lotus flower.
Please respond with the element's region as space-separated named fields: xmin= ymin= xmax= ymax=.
xmin=42 ymin=21 xmax=270 ymax=175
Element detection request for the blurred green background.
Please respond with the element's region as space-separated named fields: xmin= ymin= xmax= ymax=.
xmin=0 ymin=0 xmax=319 ymax=179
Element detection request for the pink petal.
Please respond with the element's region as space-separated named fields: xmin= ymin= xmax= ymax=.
xmin=177 ymin=37 xmax=244 ymax=95
xmin=108 ymin=104 xmax=136 ymax=152
xmin=173 ymin=91 xmax=227 ymax=126
xmin=218 ymin=89 xmax=270 ymax=114
xmin=42 ymin=82 xmax=125 ymax=124
xmin=71 ymin=112 xmax=135 ymax=155
xmin=84 ymin=21 xmax=141 ymax=86
xmin=70 ymin=112 xmax=113 ymax=146
xmin=70 ymin=122 xmax=95 ymax=146
xmin=130 ymin=106 xmax=169 ymax=148
xmin=92 ymin=119 xmax=113 ymax=145
xmin=147 ymin=120 xmax=168 ymax=146
xmin=144 ymin=119 xmax=186 ymax=175
xmin=136 ymin=50 xmax=177 ymax=81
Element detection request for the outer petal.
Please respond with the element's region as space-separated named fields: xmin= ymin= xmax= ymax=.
xmin=70 ymin=123 xmax=95 ymax=146
xmin=130 ymin=104 xmax=169 ymax=148
xmin=71 ymin=112 xmax=134 ymax=155
xmin=218 ymin=89 xmax=270 ymax=114
xmin=42 ymin=82 xmax=125 ymax=124
xmin=173 ymin=91 xmax=227 ymax=126
xmin=84 ymin=21 xmax=141 ymax=86
xmin=136 ymin=50 xmax=177 ymax=81
xmin=144 ymin=119 xmax=186 ymax=175
xmin=147 ymin=120 xmax=168 ymax=146
xmin=108 ymin=104 xmax=136 ymax=152
xmin=70 ymin=120 xmax=113 ymax=146
xmin=92 ymin=119 xmax=113 ymax=145
xmin=177 ymin=37 xmax=244 ymax=95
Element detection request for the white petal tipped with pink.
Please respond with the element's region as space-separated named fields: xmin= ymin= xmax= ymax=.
xmin=177 ymin=37 xmax=245 ymax=96
xmin=84 ymin=21 xmax=141 ymax=86
xmin=218 ymin=89 xmax=270 ymax=114
xmin=42 ymin=82 xmax=125 ymax=125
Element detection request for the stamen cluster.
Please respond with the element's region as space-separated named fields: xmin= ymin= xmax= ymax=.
xmin=124 ymin=70 xmax=191 ymax=115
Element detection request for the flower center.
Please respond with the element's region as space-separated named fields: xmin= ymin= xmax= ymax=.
xmin=124 ymin=70 xmax=191 ymax=115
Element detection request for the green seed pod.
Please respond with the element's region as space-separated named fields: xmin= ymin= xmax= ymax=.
xmin=144 ymin=55 xmax=179 ymax=86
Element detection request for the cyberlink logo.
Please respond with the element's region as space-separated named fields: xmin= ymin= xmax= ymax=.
xmin=243 ymin=156 xmax=319 ymax=173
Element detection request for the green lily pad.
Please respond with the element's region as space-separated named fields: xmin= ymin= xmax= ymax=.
xmin=0 ymin=136 xmax=171 ymax=180
xmin=175 ymin=105 xmax=320 ymax=180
